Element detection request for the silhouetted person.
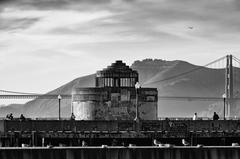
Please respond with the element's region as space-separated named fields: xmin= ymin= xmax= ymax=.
xmin=6 ymin=114 xmax=10 ymax=120
xmin=6 ymin=113 xmax=13 ymax=120
xmin=213 ymin=112 xmax=219 ymax=120
xmin=20 ymin=114 xmax=26 ymax=121
xmin=10 ymin=113 xmax=13 ymax=120
xmin=70 ymin=113 xmax=75 ymax=120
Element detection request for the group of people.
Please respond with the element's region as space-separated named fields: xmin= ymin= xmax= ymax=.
xmin=193 ymin=112 xmax=219 ymax=120
xmin=5 ymin=113 xmax=76 ymax=120
xmin=6 ymin=113 xmax=13 ymax=120
xmin=6 ymin=112 xmax=222 ymax=121
xmin=6 ymin=113 xmax=26 ymax=121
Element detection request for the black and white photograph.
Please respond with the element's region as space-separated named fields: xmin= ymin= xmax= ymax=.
xmin=0 ymin=0 xmax=240 ymax=158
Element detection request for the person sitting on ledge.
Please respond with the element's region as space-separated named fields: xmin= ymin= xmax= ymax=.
xmin=70 ymin=113 xmax=76 ymax=120
xmin=213 ymin=112 xmax=219 ymax=120
xmin=6 ymin=113 xmax=13 ymax=120
xmin=19 ymin=114 xmax=26 ymax=121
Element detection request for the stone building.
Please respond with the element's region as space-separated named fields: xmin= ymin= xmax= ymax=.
xmin=72 ymin=60 xmax=158 ymax=120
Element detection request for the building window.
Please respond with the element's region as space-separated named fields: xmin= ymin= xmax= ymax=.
xmin=146 ymin=96 xmax=156 ymax=102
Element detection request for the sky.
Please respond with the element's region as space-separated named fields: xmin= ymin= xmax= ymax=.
xmin=1 ymin=0 xmax=240 ymax=94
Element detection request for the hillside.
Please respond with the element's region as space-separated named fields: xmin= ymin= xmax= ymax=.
xmin=132 ymin=59 xmax=226 ymax=117
xmin=21 ymin=74 xmax=95 ymax=117
xmin=0 ymin=74 xmax=95 ymax=117
xmin=1 ymin=59 xmax=238 ymax=118
xmin=0 ymin=104 xmax=24 ymax=117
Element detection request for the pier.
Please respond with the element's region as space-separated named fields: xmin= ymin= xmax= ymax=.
xmin=1 ymin=146 xmax=240 ymax=159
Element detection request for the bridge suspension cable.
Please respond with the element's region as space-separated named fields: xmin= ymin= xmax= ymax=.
xmin=0 ymin=89 xmax=40 ymax=95
xmin=145 ymin=55 xmax=227 ymax=85
xmin=0 ymin=94 xmax=71 ymax=99
xmin=233 ymin=56 xmax=240 ymax=66
xmin=1 ymin=94 xmax=240 ymax=101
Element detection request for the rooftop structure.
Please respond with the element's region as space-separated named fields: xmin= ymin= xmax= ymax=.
xmin=72 ymin=60 xmax=158 ymax=120
xmin=96 ymin=60 xmax=138 ymax=88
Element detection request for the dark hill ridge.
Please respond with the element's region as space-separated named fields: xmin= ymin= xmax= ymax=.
xmin=0 ymin=59 xmax=238 ymax=118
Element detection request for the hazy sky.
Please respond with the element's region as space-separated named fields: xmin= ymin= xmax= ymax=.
xmin=1 ymin=0 xmax=240 ymax=93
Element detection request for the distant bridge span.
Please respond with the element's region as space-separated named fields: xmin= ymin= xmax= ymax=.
xmin=0 ymin=94 xmax=240 ymax=102
xmin=0 ymin=54 xmax=240 ymax=116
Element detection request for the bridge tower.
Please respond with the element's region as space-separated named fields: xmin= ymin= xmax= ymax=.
xmin=225 ymin=54 xmax=234 ymax=117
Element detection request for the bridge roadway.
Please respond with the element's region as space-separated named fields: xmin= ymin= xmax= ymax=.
xmin=0 ymin=146 xmax=240 ymax=159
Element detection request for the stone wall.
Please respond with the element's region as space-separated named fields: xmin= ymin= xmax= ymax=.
xmin=72 ymin=87 xmax=158 ymax=120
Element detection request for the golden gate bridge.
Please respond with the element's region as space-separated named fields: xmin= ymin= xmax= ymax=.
xmin=0 ymin=54 xmax=240 ymax=116
xmin=1 ymin=54 xmax=239 ymax=98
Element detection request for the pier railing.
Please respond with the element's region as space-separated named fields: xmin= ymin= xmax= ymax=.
xmin=1 ymin=119 xmax=240 ymax=133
